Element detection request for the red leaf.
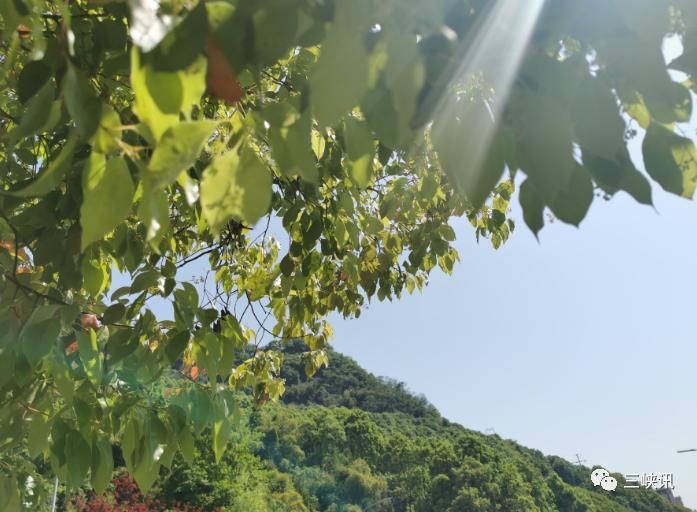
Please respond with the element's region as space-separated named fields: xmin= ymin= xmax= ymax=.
xmin=206 ymin=35 xmax=244 ymax=105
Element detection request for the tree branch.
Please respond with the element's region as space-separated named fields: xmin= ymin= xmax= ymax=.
xmin=2 ymin=272 xmax=68 ymax=305
xmin=0 ymin=107 xmax=18 ymax=124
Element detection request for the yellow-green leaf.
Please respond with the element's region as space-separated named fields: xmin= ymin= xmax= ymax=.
xmin=642 ymin=123 xmax=697 ymax=198
xmin=147 ymin=121 xmax=218 ymax=187
xmin=90 ymin=435 xmax=114 ymax=494
xmin=344 ymin=118 xmax=374 ymax=189
xmin=81 ymin=155 xmax=135 ymax=251
xmin=201 ymin=147 xmax=272 ymax=234
xmin=310 ymin=3 xmax=369 ymax=127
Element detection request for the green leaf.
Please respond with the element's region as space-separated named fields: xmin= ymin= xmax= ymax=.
xmin=573 ymin=76 xmax=625 ymax=160
xmin=10 ymin=80 xmax=54 ymax=142
xmin=620 ymin=165 xmax=653 ymax=205
xmin=18 ymin=60 xmax=51 ymax=103
xmin=121 ymin=418 xmax=139 ymax=474
xmin=131 ymin=414 xmax=167 ymax=493
xmin=165 ymin=330 xmax=190 ymax=364
xmin=519 ymin=179 xmax=545 ymax=237
xmin=268 ymin=110 xmax=318 ymax=184
xmin=670 ymin=33 xmax=697 ymax=77
xmin=19 ymin=305 xmax=61 ymax=365
xmin=311 ymin=129 xmax=326 ymax=160
xmin=81 ymin=155 xmax=135 ymax=251
xmin=131 ymin=49 xmax=206 ymax=142
xmin=642 ymin=123 xmax=697 ymax=198
xmin=619 ymin=90 xmax=651 ymax=129
xmin=147 ymin=2 xmax=207 ymax=72
xmin=131 ymin=50 xmax=179 ymax=143
xmin=344 ymin=118 xmax=374 ymax=188
xmin=63 ymin=63 xmax=102 ymax=139
xmin=27 ymin=413 xmax=51 ymax=458
xmin=7 ymin=131 xmax=79 ymax=197
xmin=50 ymin=352 xmax=74 ymax=402
xmin=279 ymin=254 xmax=295 ymax=276
xmin=65 ymin=430 xmax=91 ymax=488
xmin=363 ymin=78 xmax=401 ymax=149
xmin=82 ymin=256 xmax=107 ymax=296
xmin=381 ymin=29 xmax=425 ymax=146
xmin=190 ymin=389 xmax=213 ymax=434
xmin=515 ymin=92 xmax=575 ymax=202
xmin=201 ymin=146 xmax=272 ymax=234
xmin=147 ymin=121 xmax=218 ymax=187
xmin=585 ymin=148 xmax=654 ymax=206
xmin=91 ymin=105 xmax=122 ymax=155
xmin=219 ymin=335 xmax=235 ymax=377
xmin=0 ymin=474 xmax=20 ymax=512
xmin=95 ymin=19 xmax=128 ymax=53
xmin=213 ymin=413 xmax=232 ymax=463
xmin=310 ymin=3 xmax=370 ymax=127
xmin=432 ymin=96 xmax=505 ymax=208
xmin=107 ymin=329 xmax=138 ymax=363
xmin=138 ymin=180 xmax=170 ymax=248
xmin=131 ymin=270 xmax=161 ymax=294
xmin=91 ymin=435 xmax=114 ymax=495
xmin=77 ymin=330 xmax=103 ymax=387
xmin=173 ymin=283 xmax=199 ymax=329
xmin=549 ymin=163 xmax=594 ymax=226
xmin=102 ymin=303 xmax=126 ymax=325
xmin=179 ymin=427 xmax=195 ymax=464
xmin=645 ymin=80 xmax=693 ymax=125
xmin=206 ymin=0 xmax=251 ymax=72
xmin=253 ymin=0 xmax=298 ymax=65
xmin=192 ymin=331 xmax=222 ymax=377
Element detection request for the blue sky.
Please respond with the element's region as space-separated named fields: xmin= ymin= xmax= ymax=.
xmin=331 ymin=185 xmax=697 ymax=507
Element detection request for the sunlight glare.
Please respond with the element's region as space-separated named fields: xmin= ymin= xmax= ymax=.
xmin=431 ymin=0 xmax=546 ymax=194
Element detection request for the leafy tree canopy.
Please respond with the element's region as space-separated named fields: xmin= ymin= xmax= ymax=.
xmin=1 ymin=0 xmax=696 ymax=505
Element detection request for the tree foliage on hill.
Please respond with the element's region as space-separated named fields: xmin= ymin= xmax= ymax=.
xmin=2 ymin=0 xmax=697 ymax=503
xmin=66 ymin=350 xmax=687 ymax=512
xmin=279 ymin=341 xmax=438 ymax=418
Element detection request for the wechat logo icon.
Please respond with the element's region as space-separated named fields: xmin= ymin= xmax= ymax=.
xmin=591 ymin=468 xmax=618 ymax=492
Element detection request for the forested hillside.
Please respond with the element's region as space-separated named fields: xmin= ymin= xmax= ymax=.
xmin=65 ymin=344 xmax=688 ymax=512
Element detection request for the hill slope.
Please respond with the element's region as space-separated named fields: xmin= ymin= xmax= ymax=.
xmin=149 ymin=344 xmax=690 ymax=512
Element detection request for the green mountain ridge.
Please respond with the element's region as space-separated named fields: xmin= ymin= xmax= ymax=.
xmin=58 ymin=341 xmax=685 ymax=510
xmin=147 ymin=343 xmax=690 ymax=512
xmin=274 ymin=345 xmax=689 ymax=511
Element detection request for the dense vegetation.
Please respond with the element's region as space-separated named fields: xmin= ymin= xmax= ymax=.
xmin=62 ymin=344 xmax=687 ymax=512
xmin=4 ymin=0 xmax=697 ymax=504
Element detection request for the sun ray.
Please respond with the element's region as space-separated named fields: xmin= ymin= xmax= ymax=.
xmin=429 ymin=0 xmax=547 ymax=195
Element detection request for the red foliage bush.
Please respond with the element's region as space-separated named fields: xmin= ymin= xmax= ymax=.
xmin=71 ymin=473 xmax=204 ymax=512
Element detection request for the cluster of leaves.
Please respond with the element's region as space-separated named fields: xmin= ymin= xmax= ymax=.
xmin=1 ymin=0 xmax=697 ymax=505
xmin=0 ymin=0 xmax=508 ymax=502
